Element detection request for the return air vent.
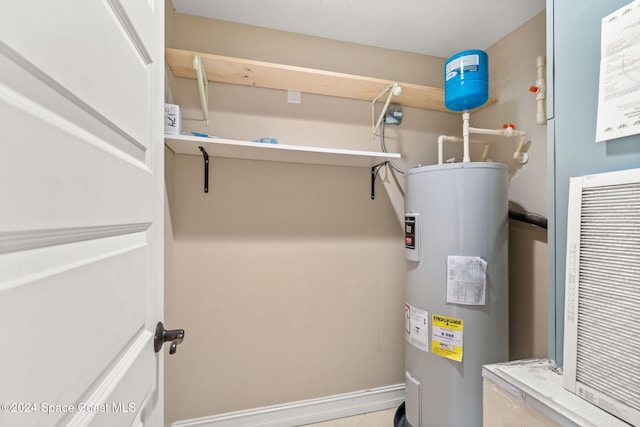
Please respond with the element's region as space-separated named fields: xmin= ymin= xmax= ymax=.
xmin=563 ymin=168 xmax=640 ymax=426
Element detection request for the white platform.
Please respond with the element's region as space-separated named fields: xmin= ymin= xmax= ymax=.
xmin=483 ymin=359 xmax=630 ymax=427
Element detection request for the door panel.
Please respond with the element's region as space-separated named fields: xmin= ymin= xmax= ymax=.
xmin=0 ymin=1 xmax=155 ymax=147
xmin=0 ymin=91 xmax=152 ymax=228
xmin=0 ymin=42 xmax=148 ymax=164
xmin=0 ymin=0 xmax=164 ymax=426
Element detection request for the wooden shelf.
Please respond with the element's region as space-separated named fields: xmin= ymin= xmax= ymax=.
xmin=164 ymin=134 xmax=400 ymax=168
xmin=165 ymin=48 xmax=495 ymax=113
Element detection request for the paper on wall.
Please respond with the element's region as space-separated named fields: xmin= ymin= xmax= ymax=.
xmin=596 ymin=0 xmax=640 ymax=142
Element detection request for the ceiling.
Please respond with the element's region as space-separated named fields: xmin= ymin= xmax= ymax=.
xmin=171 ymin=0 xmax=546 ymax=58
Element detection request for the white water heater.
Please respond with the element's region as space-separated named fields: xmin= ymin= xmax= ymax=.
xmin=403 ymin=162 xmax=509 ymax=426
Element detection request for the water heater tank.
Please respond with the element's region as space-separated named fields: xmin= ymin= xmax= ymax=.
xmin=444 ymin=49 xmax=489 ymax=111
xmin=403 ymin=162 xmax=509 ymax=426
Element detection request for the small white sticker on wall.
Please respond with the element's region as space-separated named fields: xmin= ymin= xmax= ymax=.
xmin=287 ymin=90 xmax=301 ymax=104
xmin=446 ymin=256 xmax=487 ymax=305
xmin=405 ymin=303 xmax=429 ymax=352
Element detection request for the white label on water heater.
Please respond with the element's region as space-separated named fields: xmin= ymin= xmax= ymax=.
xmin=405 ymin=303 xmax=429 ymax=352
xmin=446 ymin=256 xmax=487 ymax=305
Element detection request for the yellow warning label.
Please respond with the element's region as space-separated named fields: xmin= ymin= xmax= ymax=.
xmin=431 ymin=314 xmax=463 ymax=362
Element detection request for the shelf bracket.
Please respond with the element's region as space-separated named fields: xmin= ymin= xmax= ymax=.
xmin=198 ymin=146 xmax=209 ymax=193
xmin=193 ymin=55 xmax=209 ymax=126
xmin=372 ymin=83 xmax=401 ymax=136
xmin=371 ymin=162 xmax=388 ymax=200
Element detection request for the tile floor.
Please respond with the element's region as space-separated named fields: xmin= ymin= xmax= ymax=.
xmin=304 ymin=408 xmax=396 ymax=427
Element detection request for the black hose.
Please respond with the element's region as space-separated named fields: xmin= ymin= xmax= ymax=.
xmin=508 ymin=210 xmax=548 ymax=229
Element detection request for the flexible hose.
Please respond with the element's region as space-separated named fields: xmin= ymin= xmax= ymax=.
xmin=508 ymin=210 xmax=548 ymax=229
xmin=380 ymin=120 xmax=406 ymax=174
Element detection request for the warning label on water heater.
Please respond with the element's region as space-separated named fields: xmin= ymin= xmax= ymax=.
xmin=445 ymin=54 xmax=480 ymax=81
xmin=405 ymin=303 xmax=428 ymax=352
xmin=431 ymin=314 xmax=463 ymax=362
xmin=446 ymin=256 xmax=487 ymax=305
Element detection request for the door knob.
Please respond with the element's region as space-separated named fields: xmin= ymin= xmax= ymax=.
xmin=154 ymin=322 xmax=185 ymax=355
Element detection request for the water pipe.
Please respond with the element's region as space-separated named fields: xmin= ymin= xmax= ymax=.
xmin=512 ymin=132 xmax=529 ymax=164
xmin=437 ymin=135 xmax=491 ymax=165
xmin=460 ymin=111 xmax=529 ymax=164
xmin=481 ymin=143 xmax=491 ymax=163
xmin=529 ymin=55 xmax=547 ymax=125
xmin=462 ymin=111 xmax=471 ymax=162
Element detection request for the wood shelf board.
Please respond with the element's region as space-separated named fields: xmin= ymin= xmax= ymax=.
xmin=164 ymin=134 xmax=400 ymax=168
xmin=165 ymin=48 xmax=495 ymax=113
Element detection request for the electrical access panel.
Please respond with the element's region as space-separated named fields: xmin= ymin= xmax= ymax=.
xmin=405 ymin=213 xmax=420 ymax=262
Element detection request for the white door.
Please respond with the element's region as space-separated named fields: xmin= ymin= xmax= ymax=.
xmin=0 ymin=1 xmax=169 ymax=426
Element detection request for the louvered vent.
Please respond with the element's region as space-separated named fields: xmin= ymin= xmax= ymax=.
xmin=576 ymin=182 xmax=640 ymax=412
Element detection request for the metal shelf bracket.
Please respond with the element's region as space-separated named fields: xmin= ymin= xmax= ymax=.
xmin=193 ymin=55 xmax=209 ymax=126
xmin=371 ymin=161 xmax=388 ymax=200
xmin=372 ymin=83 xmax=401 ymax=136
xmin=198 ymin=146 xmax=209 ymax=193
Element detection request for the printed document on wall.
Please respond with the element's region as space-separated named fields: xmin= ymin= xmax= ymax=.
xmin=596 ymin=0 xmax=640 ymax=142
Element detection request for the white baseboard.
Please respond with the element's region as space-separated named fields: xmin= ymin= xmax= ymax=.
xmin=172 ymin=383 xmax=405 ymax=427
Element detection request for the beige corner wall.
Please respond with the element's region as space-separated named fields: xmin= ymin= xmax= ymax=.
xmin=474 ymin=12 xmax=549 ymax=360
xmin=163 ymin=2 xmax=548 ymax=424
xmin=163 ymin=8 xmax=459 ymax=424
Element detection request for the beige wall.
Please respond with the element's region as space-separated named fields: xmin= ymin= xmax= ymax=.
xmin=163 ymin=3 xmax=548 ymax=423
xmin=476 ymin=12 xmax=549 ymax=360
xmin=167 ymin=12 xmax=464 ymax=165
xmin=163 ymin=10 xmax=457 ymax=423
